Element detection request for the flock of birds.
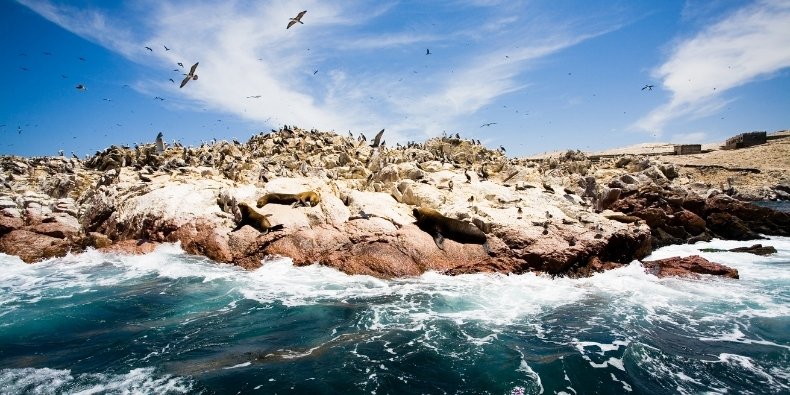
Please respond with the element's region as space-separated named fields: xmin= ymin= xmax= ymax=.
xmin=5 ymin=8 xmax=663 ymax=155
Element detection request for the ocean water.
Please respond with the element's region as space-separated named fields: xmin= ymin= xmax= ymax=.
xmin=1 ymin=238 xmax=789 ymax=394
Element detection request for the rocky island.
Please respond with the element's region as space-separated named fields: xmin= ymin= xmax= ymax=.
xmin=1 ymin=128 xmax=788 ymax=278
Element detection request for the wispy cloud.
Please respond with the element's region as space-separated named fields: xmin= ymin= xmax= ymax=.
xmin=18 ymin=0 xmax=624 ymax=143
xmin=635 ymin=0 xmax=790 ymax=134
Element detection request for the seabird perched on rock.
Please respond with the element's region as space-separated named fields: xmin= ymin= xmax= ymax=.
xmin=155 ymin=132 xmax=165 ymax=154
xmin=180 ymin=62 xmax=199 ymax=88
xmin=370 ymin=129 xmax=385 ymax=148
xmin=287 ymin=10 xmax=307 ymax=29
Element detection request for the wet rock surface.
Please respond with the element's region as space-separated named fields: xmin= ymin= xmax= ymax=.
xmin=642 ymin=255 xmax=739 ymax=279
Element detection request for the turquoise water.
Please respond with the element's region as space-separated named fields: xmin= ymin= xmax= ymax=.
xmin=1 ymin=237 xmax=789 ymax=394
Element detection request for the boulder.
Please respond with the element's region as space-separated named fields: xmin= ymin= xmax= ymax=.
xmin=28 ymin=221 xmax=79 ymax=239
xmin=671 ymin=209 xmax=706 ymax=235
xmin=642 ymin=255 xmax=739 ymax=279
xmin=728 ymin=244 xmax=777 ymax=256
xmin=0 ymin=216 xmax=23 ymax=236
xmin=0 ymin=229 xmax=72 ymax=263
xmin=706 ymin=212 xmax=762 ymax=241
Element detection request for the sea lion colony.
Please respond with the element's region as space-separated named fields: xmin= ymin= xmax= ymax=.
xmin=31 ymin=125 xmax=617 ymax=246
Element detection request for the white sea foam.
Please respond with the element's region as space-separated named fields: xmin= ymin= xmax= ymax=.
xmin=0 ymin=367 xmax=193 ymax=394
xmin=223 ymin=361 xmax=252 ymax=369
xmin=3 ymin=237 xmax=787 ymax=333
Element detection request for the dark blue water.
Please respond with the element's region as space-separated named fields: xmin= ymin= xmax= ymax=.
xmin=753 ymin=200 xmax=790 ymax=213
xmin=1 ymin=238 xmax=789 ymax=394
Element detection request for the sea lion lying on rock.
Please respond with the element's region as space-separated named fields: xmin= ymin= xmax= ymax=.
xmin=412 ymin=207 xmax=491 ymax=254
xmin=256 ymin=191 xmax=321 ymax=208
xmin=233 ymin=202 xmax=284 ymax=233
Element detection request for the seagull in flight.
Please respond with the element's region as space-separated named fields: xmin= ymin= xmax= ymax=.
xmin=180 ymin=62 xmax=199 ymax=88
xmin=480 ymin=122 xmax=497 ymax=128
xmin=75 ymin=84 xmax=87 ymax=91
xmin=178 ymin=62 xmax=184 ymax=68
xmin=145 ymin=46 xmax=153 ymax=51
xmin=642 ymin=84 xmax=654 ymax=91
xmin=426 ymin=48 xmax=431 ymax=55
xmin=163 ymin=45 xmax=170 ymax=51
xmin=287 ymin=10 xmax=307 ymax=29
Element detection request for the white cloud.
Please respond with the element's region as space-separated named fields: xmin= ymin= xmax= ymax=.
xmin=635 ymin=0 xmax=790 ymax=134
xmin=19 ymin=0 xmax=620 ymax=143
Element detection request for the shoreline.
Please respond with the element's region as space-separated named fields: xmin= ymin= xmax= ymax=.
xmin=1 ymin=127 xmax=788 ymax=278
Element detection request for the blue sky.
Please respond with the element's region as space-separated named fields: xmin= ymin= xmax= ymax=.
xmin=1 ymin=0 xmax=789 ymax=158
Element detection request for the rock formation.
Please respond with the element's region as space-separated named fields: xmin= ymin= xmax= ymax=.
xmin=1 ymin=127 xmax=787 ymax=278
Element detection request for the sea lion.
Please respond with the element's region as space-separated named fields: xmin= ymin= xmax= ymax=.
xmin=256 ymin=191 xmax=321 ymax=208
xmin=233 ymin=202 xmax=284 ymax=233
xmin=412 ymin=207 xmax=491 ymax=254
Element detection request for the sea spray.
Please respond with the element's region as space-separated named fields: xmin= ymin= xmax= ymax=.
xmin=1 ymin=238 xmax=788 ymax=394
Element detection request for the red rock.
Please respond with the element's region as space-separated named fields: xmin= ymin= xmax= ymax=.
xmin=0 ymin=216 xmax=24 ymax=235
xmin=29 ymin=221 xmax=79 ymax=239
xmin=0 ymin=229 xmax=71 ymax=263
xmin=672 ymin=209 xmax=706 ymax=235
xmin=632 ymin=208 xmax=670 ymax=228
xmin=261 ymin=223 xmax=496 ymax=278
xmin=99 ymin=239 xmax=159 ymax=255
xmin=165 ymin=220 xmax=233 ymax=263
xmin=642 ymin=255 xmax=738 ymax=279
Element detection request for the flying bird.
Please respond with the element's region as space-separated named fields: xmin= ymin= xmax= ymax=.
xmin=169 ymin=78 xmax=175 ymax=83
xmin=145 ymin=46 xmax=153 ymax=51
xmin=75 ymin=84 xmax=87 ymax=91
xmin=178 ymin=62 xmax=184 ymax=68
xmin=480 ymin=122 xmax=497 ymax=128
xmin=642 ymin=84 xmax=654 ymax=91
xmin=163 ymin=45 xmax=170 ymax=51
xmin=426 ymin=48 xmax=431 ymax=55
xmin=180 ymin=62 xmax=199 ymax=88
xmin=370 ymin=129 xmax=385 ymax=148
xmin=287 ymin=10 xmax=307 ymax=29
xmin=154 ymin=96 xmax=165 ymax=101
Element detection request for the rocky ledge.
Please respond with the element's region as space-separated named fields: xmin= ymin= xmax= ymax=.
xmin=1 ymin=127 xmax=787 ymax=278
